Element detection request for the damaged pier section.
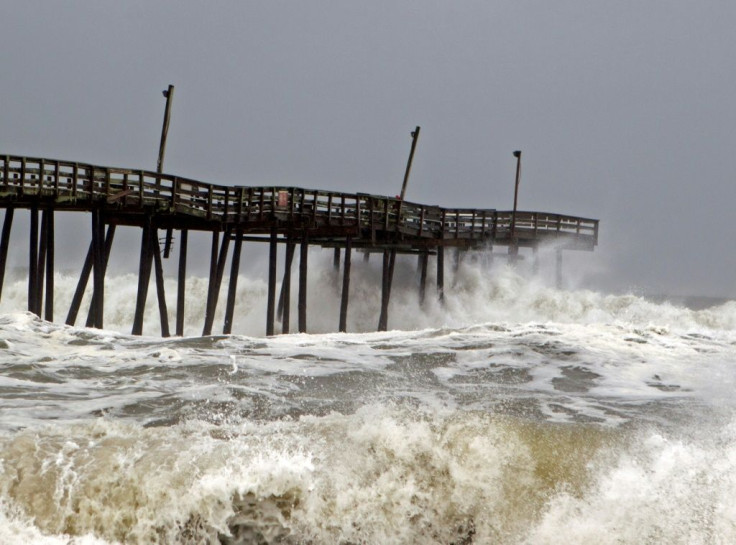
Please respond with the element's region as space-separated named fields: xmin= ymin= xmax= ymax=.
xmin=0 ymin=154 xmax=599 ymax=336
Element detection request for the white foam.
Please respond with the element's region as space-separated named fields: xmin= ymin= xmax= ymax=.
xmin=527 ymin=421 xmax=736 ymax=544
xmin=0 ymin=252 xmax=735 ymax=337
xmin=2 ymin=256 xmax=736 ymax=542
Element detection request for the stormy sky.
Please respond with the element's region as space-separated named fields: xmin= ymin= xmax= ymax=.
xmin=1 ymin=1 xmax=735 ymax=297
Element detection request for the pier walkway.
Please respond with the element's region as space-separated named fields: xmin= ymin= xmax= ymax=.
xmin=0 ymin=154 xmax=599 ymax=336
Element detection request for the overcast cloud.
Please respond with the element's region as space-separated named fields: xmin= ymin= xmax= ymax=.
xmin=1 ymin=1 xmax=735 ymax=297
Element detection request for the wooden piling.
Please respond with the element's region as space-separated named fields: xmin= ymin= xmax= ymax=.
xmin=132 ymin=216 xmax=154 ymax=336
xmin=84 ymin=224 xmax=115 ymax=328
xmin=378 ymin=249 xmax=395 ymax=331
xmin=90 ymin=208 xmax=105 ymax=328
xmin=37 ymin=210 xmax=48 ymax=316
xmin=69 ymin=225 xmax=115 ymax=327
xmin=298 ymin=233 xmax=308 ymax=333
xmin=176 ymin=229 xmax=188 ymax=336
xmin=44 ymin=209 xmax=54 ymax=322
xmin=418 ymin=251 xmax=428 ymax=306
xmin=223 ymin=228 xmax=243 ymax=335
xmin=278 ymin=241 xmax=296 ymax=334
xmin=266 ymin=224 xmax=278 ymax=336
xmin=28 ymin=207 xmax=39 ymax=315
xmin=201 ymin=230 xmax=220 ymax=336
xmin=333 ymin=247 xmax=341 ymax=272
xmin=387 ymin=249 xmax=396 ymax=298
xmin=339 ymin=236 xmax=352 ymax=332
xmin=152 ymin=233 xmax=170 ymax=337
xmin=203 ymin=228 xmax=231 ymax=336
xmin=163 ymin=229 xmax=174 ymax=259
xmin=437 ymin=246 xmax=445 ymax=302
xmin=0 ymin=207 xmax=14 ymax=301
xmin=214 ymin=229 xmax=232 ymax=292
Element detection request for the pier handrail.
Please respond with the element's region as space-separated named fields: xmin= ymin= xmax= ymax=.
xmin=0 ymin=154 xmax=598 ymax=246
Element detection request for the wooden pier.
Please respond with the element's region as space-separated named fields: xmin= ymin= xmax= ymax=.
xmin=0 ymin=154 xmax=599 ymax=336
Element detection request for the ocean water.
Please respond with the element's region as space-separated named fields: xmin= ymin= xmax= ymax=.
xmin=1 ymin=252 xmax=736 ymax=544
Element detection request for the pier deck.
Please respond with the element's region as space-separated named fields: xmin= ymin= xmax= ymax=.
xmin=0 ymin=154 xmax=599 ymax=336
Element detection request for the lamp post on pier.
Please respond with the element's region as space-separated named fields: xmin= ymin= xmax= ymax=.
xmin=510 ymin=150 xmax=522 ymax=256
xmin=157 ymin=85 xmax=174 ymax=175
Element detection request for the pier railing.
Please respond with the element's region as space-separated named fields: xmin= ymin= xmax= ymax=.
xmin=0 ymin=154 xmax=598 ymax=246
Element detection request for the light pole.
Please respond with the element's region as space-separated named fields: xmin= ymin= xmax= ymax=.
xmin=158 ymin=85 xmax=175 ymax=258
xmin=511 ymin=150 xmax=521 ymax=244
xmin=157 ymin=85 xmax=174 ymax=175
xmin=399 ymin=126 xmax=421 ymax=201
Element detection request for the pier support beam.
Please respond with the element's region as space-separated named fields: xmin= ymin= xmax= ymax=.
xmin=0 ymin=207 xmax=14 ymax=301
xmin=437 ymin=246 xmax=445 ymax=303
xmin=418 ymin=251 xmax=428 ymax=306
xmin=68 ymin=225 xmax=115 ymax=327
xmin=388 ymin=249 xmax=396 ymax=296
xmin=339 ymin=236 xmax=352 ymax=332
xmin=132 ymin=216 xmax=154 ymax=336
xmin=298 ymin=233 xmax=308 ymax=333
xmin=378 ymin=249 xmax=396 ymax=331
xmin=36 ymin=210 xmax=48 ymax=318
xmin=203 ymin=228 xmax=231 ymax=336
xmin=90 ymin=208 xmax=105 ymax=329
xmin=176 ymin=229 xmax=188 ymax=336
xmin=43 ymin=209 xmax=54 ymax=322
xmin=202 ymin=230 xmax=219 ymax=336
xmin=28 ymin=207 xmax=39 ymax=315
xmin=152 ymin=233 xmax=170 ymax=337
xmin=84 ymin=224 xmax=115 ymax=328
xmin=266 ymin=225 xmax=278 ymax=336
xmin=277 ymin=241 xmax=296 ymax=334
xmin=333 ymin=247 xmax=341 ymax=272
xmin=223 ymin=229 xmax=243 ymax=335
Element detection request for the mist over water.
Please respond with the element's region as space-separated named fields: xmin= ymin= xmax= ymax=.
xmin=1 ymin=254 xmax=736 ymax=544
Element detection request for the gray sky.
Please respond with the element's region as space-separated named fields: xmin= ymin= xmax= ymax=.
xmin=2 ymin=1 xmax=735 ymax=297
